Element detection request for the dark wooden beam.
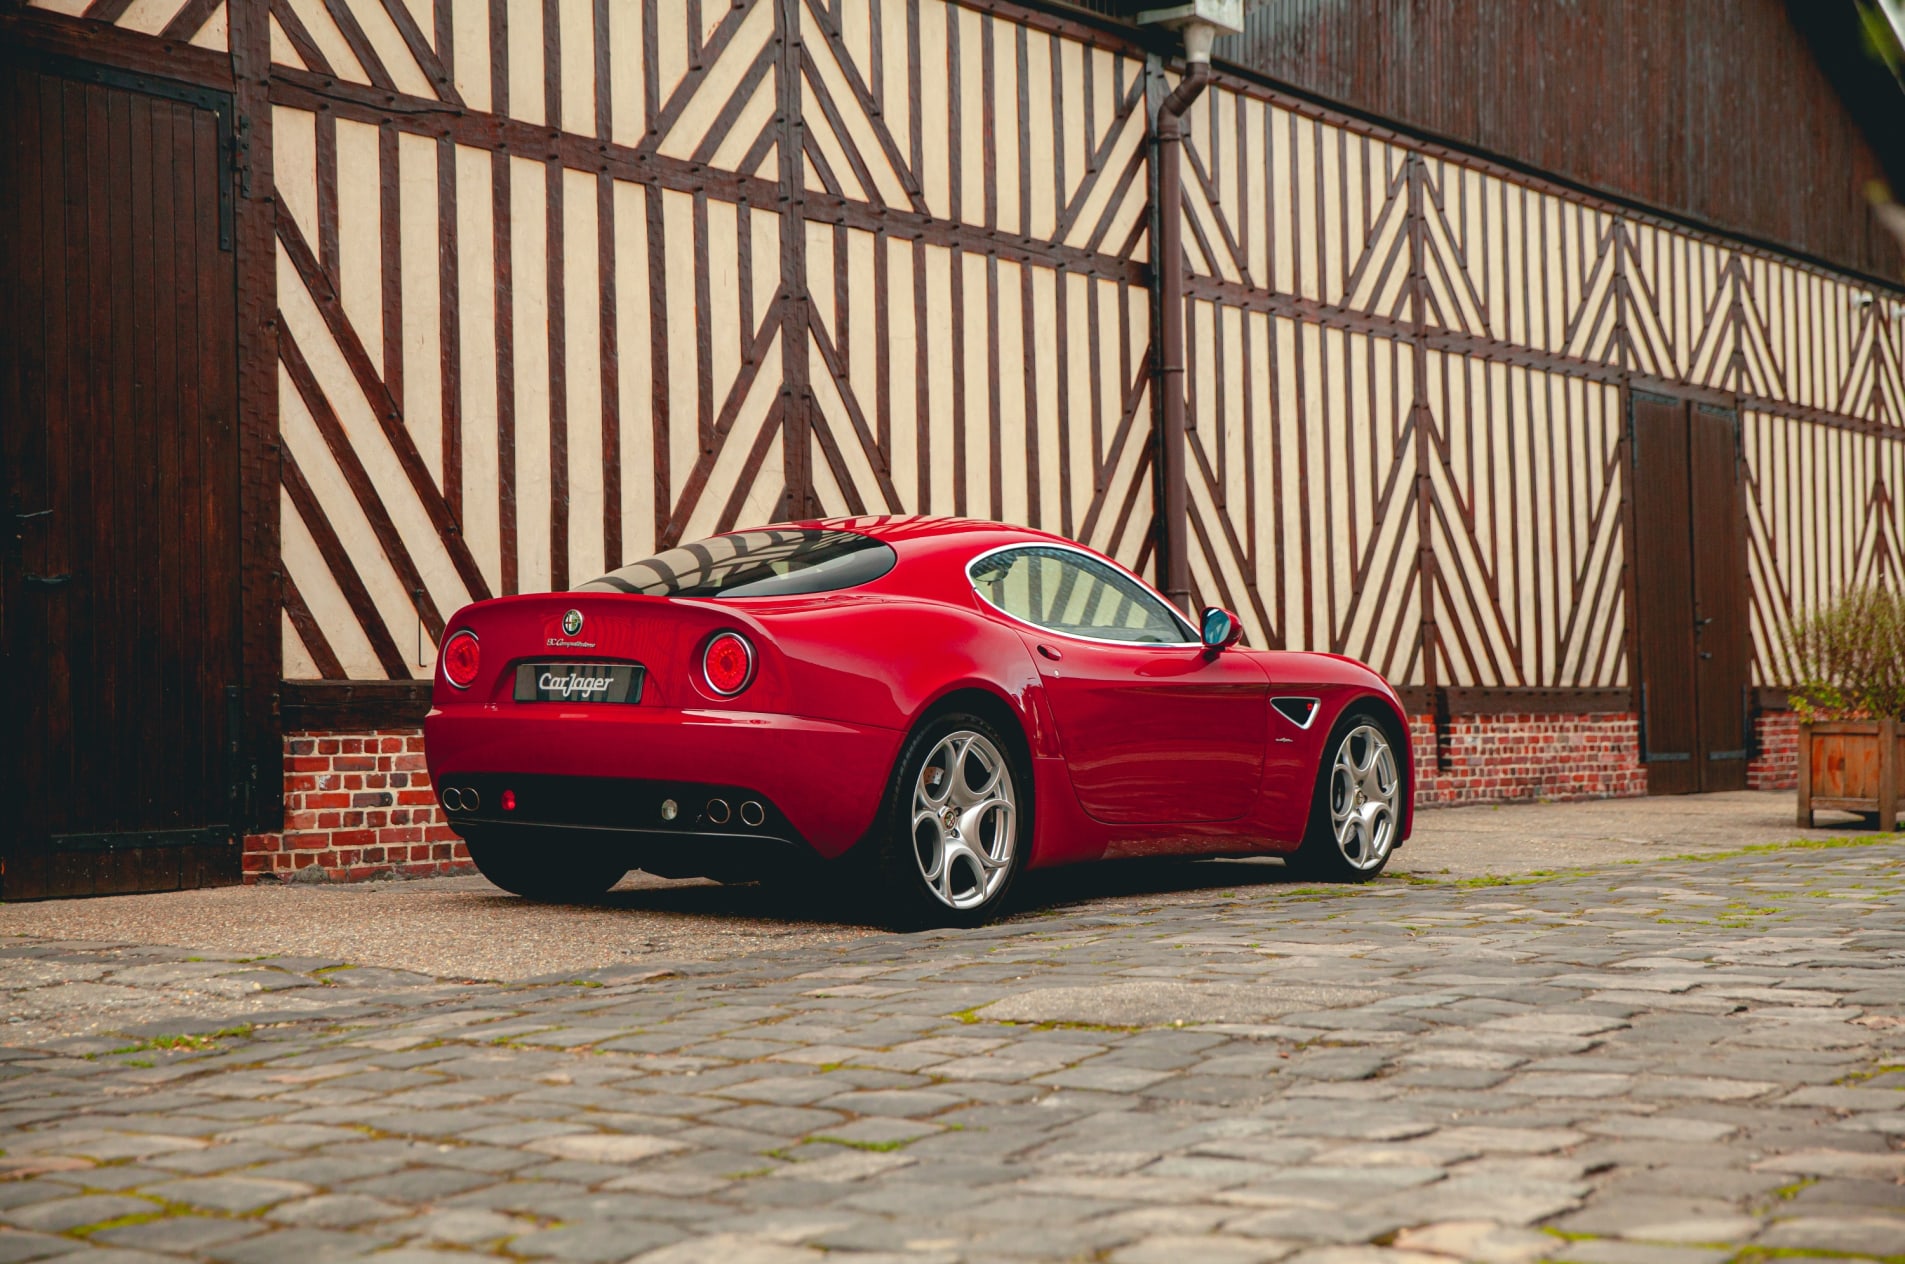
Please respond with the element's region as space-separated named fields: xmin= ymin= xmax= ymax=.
xmin=1394 ymin=686 xmax=1637 ymax=717
xmin=280 ymin=680 xmax=432 ymax=731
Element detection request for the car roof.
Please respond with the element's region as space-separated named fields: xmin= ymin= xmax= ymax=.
xmin=691 ymin=515 xmax=1192 ymax=624
xmin=783 ymin=515 xmax=1068 ymax=552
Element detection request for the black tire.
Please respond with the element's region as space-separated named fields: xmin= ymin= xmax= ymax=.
xmin=463 ymin=830 xmax=628 ymax=902
xmin=1286 ymin=707 xmax=1405 ymax=884
xmin=870 ymin=711 xmax=1030 ymax=929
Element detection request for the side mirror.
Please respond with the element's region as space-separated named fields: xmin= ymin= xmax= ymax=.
xmin=1200 ymin=606 xmax=1243 ymax=651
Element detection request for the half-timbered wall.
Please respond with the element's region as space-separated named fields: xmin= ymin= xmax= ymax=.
xmin=27 ymin=0 xmax=230 ymax=50
xmin=237 ymin=0 xmax=1157 ymax=681
xmin=1746 ymin=409 xmax=1905 ymax=684
xmin=1173 ymin=72 xmax=1905 ymax=695
xmin=17 ymin=0 xmax=1905 ymax=708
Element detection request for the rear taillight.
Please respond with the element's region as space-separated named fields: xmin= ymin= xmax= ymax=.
xmin=442 ymin=630 xmax=481 ymax=689
xmin=702 ymin=631 xmax=755 ymax=696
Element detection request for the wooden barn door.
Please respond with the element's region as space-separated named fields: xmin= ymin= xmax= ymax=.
xmin=1630 ymin=392 xmax=1750 ymax=795
xmin=0 ymin=57 xmax=244 ymax=898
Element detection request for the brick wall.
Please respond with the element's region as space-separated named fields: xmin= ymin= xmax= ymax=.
xmin=1748 ymin=709 xmax=1800 ymax=791
xmin=251 ymin=708 xmax=1780 ymax=880
xmin=243 ymin=730 xmax=468 ymax=882
xmin=1408 ymin=711 xmax=1647 ymax=807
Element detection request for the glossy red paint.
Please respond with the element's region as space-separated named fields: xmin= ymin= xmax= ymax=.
xmin=1021 ymin=632 xmax=1268 ymax=824
xmin=423 ymin=516 xmax=1413 ymax=871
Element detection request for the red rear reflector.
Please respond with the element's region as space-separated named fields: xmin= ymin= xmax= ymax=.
xmin=703 ymin=631 xmax=755 ymax=696
xmin=442 ymin=630 xmax=481 ymax=689
xmin=501 ymin=790 xmax=516 ymax=811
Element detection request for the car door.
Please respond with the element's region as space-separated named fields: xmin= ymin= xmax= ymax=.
xmin=968 ymin=544 xmax=1267 ymax=824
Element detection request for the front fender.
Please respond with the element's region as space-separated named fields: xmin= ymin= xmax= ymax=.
xmin=1250 ymin=651 xmax=1415 ymax=845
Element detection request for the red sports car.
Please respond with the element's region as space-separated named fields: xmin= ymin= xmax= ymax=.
xmin=425 ymin=517 xmax=1413 ymax=925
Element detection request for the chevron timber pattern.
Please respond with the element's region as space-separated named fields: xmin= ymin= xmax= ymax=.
xmin=28 ymin=0 xmax=230 ymax=49
xmin=1175 ymin=74 xmax=1904 ymax=690
xmin=257 ymin=0 xmax=1154 ymax=678
xmin=26 ymin=0 xmax=1902 ymax=692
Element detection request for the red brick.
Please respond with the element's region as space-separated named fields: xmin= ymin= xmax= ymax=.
xmin=1748 ymin=711 xmax=1798 ymax=792
xmin=1410 ymin=711 xmax=1645 ymax=807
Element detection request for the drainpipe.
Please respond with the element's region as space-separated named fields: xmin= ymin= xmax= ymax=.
xmin=1153 ymin=24 xmax=1215 ymax=613
xmin=1137 ymin=3 xmax=1239 ymax=610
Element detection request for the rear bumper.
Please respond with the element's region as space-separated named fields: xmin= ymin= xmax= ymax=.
xmin=424 ymin=705 xmax=903 ymax=860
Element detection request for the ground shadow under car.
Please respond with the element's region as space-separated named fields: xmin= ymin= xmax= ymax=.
xmin=464 ymin=851 xmax=1316 ymax=930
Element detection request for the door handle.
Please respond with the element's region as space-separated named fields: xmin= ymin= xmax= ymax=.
xmin=11 ymin=508 xmax=51 ymax=543
xmin=23 ymin=572 xmax=72 ymax=589
xmin=1037 ymin=644 xmax=1062 ymax=661
xmin=1699 ymin=651 xmax=1713 ymax=660
xmin=1694 ymin=616 xmax=1714 ymax=629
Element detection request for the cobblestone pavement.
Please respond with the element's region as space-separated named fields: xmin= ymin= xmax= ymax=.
xmin=3 ymin=838 xmax=1904 ymax=1263
xmin=0 ymin=792 xmax=1868 ymax=981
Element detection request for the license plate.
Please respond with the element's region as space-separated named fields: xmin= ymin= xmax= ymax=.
xmin=514 ymin=663 xmax=643 ymax=704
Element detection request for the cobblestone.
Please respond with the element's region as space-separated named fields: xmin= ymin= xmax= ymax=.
xmin=2 ymin=838 xmax=1904 ymax=1261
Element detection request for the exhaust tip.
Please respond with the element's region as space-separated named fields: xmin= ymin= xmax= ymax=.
xmin=739 ymin=800 xmax=765 ymax=827
xmin=706 ymin=798 xmax=731 ymax=825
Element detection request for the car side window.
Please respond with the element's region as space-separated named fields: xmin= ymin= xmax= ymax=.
xmin=969 ymin=546 xmax=1192 ymax=645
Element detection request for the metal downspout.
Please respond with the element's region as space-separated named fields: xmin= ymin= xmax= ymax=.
xmin=1154 ymin=53 xmax=1211 ymax=614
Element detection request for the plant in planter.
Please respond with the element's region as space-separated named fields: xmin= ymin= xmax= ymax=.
xmin=1785 ymin=585 xmax=1905 ymax=830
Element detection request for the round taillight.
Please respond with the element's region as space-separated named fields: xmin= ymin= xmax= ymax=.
xmin=441 ymin=630 xmax=481 ymax=689
xmin=702 ymin=631 xmax=755 ymax=696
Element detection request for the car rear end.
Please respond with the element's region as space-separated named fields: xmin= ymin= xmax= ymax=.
xmin=424 ymin=531 xmax=908 ymax=880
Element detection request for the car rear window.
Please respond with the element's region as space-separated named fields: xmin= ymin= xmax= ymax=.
xmin=576 ymin=528 xmax=896 ymax=598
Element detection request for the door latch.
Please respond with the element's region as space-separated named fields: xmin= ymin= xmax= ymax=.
xmin=23 ymin=572 xmax=72 ymax=589
xmin=11 ymin=508 xmax=50 ymax=541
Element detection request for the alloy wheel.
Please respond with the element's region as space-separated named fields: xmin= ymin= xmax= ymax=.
xmin=911 ymin=730 xmax=1017 ymax=910
xmin=1328 ymin=723 xmax=1400 ymax=871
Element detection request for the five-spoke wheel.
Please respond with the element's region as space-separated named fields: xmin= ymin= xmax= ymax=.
xmin=911 ymin=729 xmax=1018 ymax=910
xmin=1327 ymin=722 xmax=1400 ymax=872
xmin=1291 ymin=710 xmax=1403 ymax=882
xmin=876 ymin=712 xmax=1028 ymax=926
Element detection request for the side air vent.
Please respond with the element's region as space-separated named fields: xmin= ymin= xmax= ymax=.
xmin=1272 ymin=697 xmax=1320 ymax=729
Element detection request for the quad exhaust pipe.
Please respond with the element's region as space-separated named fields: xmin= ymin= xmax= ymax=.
xmin=440 ymin=786 xmax=480 ymax=812
xmin=706 ymin=798 xmax=765 ymax=827
xmin=438 ymin=782 xmax=768 ymax=831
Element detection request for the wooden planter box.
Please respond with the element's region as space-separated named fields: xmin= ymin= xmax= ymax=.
xmin=1798 ymin=719 xmax=1902 ymax=831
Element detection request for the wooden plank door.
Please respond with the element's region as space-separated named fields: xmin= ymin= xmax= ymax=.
xmin=0 ymin=56 xmax=243 ymax=898
xmin=1631 ymin=393 xmax=1701 ymax=794
xmin=1688 ymin=404 xmax=1750 ymax=791
xmin=1629 ymin=392 xmax=1750 ymax=796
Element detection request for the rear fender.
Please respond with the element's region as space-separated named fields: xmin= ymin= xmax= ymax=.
xmin=763 ymin=600 xmax=1044 ymax=733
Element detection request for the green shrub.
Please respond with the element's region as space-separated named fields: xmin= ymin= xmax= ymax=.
xmin=1784 ymin=585 xmax=1905 ymax=721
